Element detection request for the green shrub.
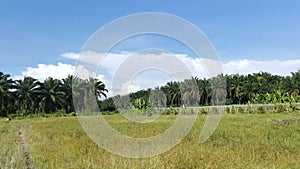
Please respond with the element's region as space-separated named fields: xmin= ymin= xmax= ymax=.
xmin=246 ymin=105 xmax=254 ymax=114
xmin=16 ymin=110 xmax=32 ymax=117
xmin=102 ymin=111 xmax=115 ymax=115
xmin=70 ymin=112 xmax=77 ymax=116
xmin=237 ymin=107 xmax=245 ymax=114
xmin=163 ymin=107 xmax=178 ymax=115
xmin=289 ymin=104 xmax=298 ymax=111
xmin=256 ymin=106 xmax=266 ymax=114
xmin=54 ymin=110 xmax=66 ymax=117
xmin=231 ymin=106 xmax=236 ymax=114
xmin=274 ymin=105 xmax=288 ymax=113
xmin=199 ymin=108 xmax=208 ymax=115
xmin=225 ymin=107 xmax=230 ymax=114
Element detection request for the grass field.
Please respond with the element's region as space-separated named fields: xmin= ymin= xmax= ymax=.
xmin=1 ymin=112 xmax=300 ymax=169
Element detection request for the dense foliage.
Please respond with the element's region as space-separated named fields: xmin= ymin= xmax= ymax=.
xmin=0 ymin=72 xmax=107 ymax=117
xmin=1 ymin=70 xmax=300 ymax=117
xmin=99 ymin=71 xmax=300 ymax=111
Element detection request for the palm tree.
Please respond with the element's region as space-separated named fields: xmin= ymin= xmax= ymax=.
xmin=288 ymin=70 xmax=300 ymax=97
xmin=210 ymin=74 xmax=227 ymax=105
xmin=0 ymin=72 xmax=14 ymax=116
xmin=228 ymin=74 xmax=246 ymax=104
xmin=38 ymin=77 xmax=66 ymax=114
xmin=180 ymin=77 xmax=199 ymax=106
xmin=161 ymin=81 xmax=180 ymax=106
xmin=149 ymin=87 xmax=166 ymax=108
xmin=72 ymin=77 xmax=108 ymax=113
xmin=197 ymin=78 xmax=211 ymax=105
xmin=61 ymin=75 xmax=75 ymax=113
xmin=15 ymin=76 xmax=40 ymax=113
xmin=71 ymin=77 xmax=86 ymax=112
xmin=93 ymin=78 xmax=108 ymax=99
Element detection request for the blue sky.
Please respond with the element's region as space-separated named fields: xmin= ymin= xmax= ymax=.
xmin=1 ymin=0 xmax=300 ymax=80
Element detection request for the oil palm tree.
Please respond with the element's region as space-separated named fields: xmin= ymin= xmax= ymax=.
xmin=161 ymin=81 xmax=180 ymax=106
xmin=38 ymin=77 xmax=66 ymax=113
xmin=180 ymin=77 xmax=199 ymax=106
xmin=15 ymin=76 xmax=40 ymax=113
xmin=289 ymin=70 xmax=300 ymax=97
xmin=210 ymin=74 xmax=227 ymax=105
xmin=0 ymin=72 xmax=15 ymax=116
xmin=61 ymin=75 xmax=75 ymax=113
xmin=93 ymin=78 xmax=108 ymax=99
xmin=197 ymin=78 xmax=211 ymax=105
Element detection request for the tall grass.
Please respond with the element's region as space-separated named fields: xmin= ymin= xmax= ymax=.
xmin=1 ymin=112 xmax=300 ymax=168
xmin=0 ymin=118 xmax=26 ymax=168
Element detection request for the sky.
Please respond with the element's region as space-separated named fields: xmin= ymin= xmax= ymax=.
xmin=1 ymin=0 xmax=300 ymax=94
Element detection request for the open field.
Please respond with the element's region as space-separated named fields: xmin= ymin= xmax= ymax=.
xmin=1 ymin=112 xmax=300 ymax=169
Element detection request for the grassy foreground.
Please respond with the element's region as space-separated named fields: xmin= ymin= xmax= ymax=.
xmin=1 ymin=112 xmax=300 ymax=169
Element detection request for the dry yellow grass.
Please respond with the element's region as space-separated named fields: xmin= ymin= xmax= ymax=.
xmin=1 ymin=112 xmax=300 ymax=168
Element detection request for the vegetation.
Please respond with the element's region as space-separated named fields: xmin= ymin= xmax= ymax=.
xmin=1 ymin=112 xmax=300 ymax=168
xmin=99 ymin=71 xmax=300 ymax=112
xmin=1 ymin=69 xmax=300 ymax=168
xmin=0 ymin=72 xmax=108 ymax=118
xmin=1 ymin=70 xmax=300 ymax=117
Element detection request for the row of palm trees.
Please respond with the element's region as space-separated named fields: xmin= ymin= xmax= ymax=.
xmin=0 ymin=72 xmax=108 ymax=117
xmin=99 ymin=71 xmax=300 ymax=111
xmin=1 ymin=70 xmax=300 ymax=116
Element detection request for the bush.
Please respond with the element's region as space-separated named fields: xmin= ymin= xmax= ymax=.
xmin=199 ymin=108 xmax=208 ymax=115
xmin=237 ymin=107 xmax=245 ymax=114
xmin=231 ymin=106 xmax=236 ymax=114
xmin=274 ymin=105 xmax=288 ymax=113
xmin=54 ymin=110 xmax=66 ymax=117
xmin=16 ymin=110 xmax=32 ymax=117
xmin=296 ymin=105 xmax=300 ymax=110
xmin=70 ymin=112 xmax=77 ymax=116
xmin=101 ymin=111 xmax=113 ymax=115
xmin=163 ymin=107 xmax=178 ymax=115
xmin=225 ymin=107 xmax=230 ymax=114
xmin=256 ymin=106 xmax=266 ymax=114
xmin=289 ymin=104 xmax=298 ymax=111
xmin=246 ymin=105 xmax=254 ymax=114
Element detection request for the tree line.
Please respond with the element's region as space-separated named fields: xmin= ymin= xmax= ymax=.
xmin=1 ymin=70 xmax=300 ymax=117
xmin=0 ymin=72 xmax=107 ymax=117
xmin=99 ymin=70 xmax=300 ymax=111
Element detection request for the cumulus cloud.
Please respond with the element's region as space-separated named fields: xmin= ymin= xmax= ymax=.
xmin=14 ymin=51 xmax=299 ymax=98
xmin=13 ymin=62 xmax=75 ymax=81
xmin=13 ymin=62 xmax=106 ymax=83
xmin=121 ymin=82 xmax=141 ymax=94
xmin=223 ymin=59 xmax=300 ymax=76
xmin=67 ymin=51 xmax=295 ymax=79
xmin=59 ymin=51 xmax=300 ymax=92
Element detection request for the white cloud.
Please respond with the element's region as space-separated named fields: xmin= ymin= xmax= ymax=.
xmin=223 ymin=59 xmax=300 ymax=76
xmin=60 ymin=52 xmax=80 ymax=60
xmin=123 ymin=82 xmax=141 ymax=94
xmin=13 ymin=62 xmax=75 ymax=81
xmin=60 ymin=51 xmax=300 ymax=93
xmin=171 ymin=54 xmax=300 ymax=77
xmin=15 ymin=52 xmax=299 ymax=98
xmin=13 ymin=62 xmax=107 ymax=83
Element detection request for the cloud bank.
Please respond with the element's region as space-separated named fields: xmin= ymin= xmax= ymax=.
xmin=13 ymin=62 xmax=106 ymax=83
xmin=59 ymin=51 xmax=300 ymax=78
xmin=13 ymin=51 xmax=300 ymax=97
xmin=13 ymin=62 xmax=75 ymax=81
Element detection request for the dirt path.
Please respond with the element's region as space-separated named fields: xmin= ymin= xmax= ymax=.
xmin=19 ymin=130 xmax=34 ymax=169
